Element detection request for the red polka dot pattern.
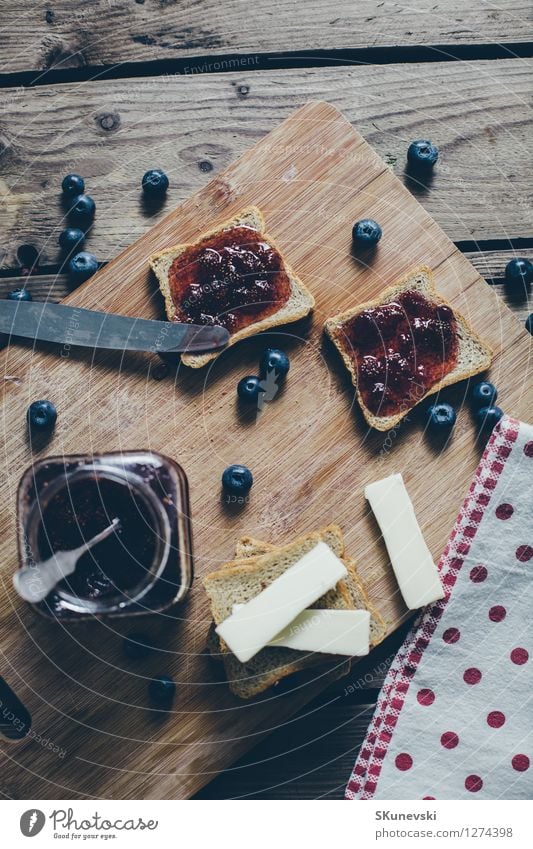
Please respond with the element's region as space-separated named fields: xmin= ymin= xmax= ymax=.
xmin=443 ymin=627 xmax=460 ymax=644
xmin=395 ymin=753 xmax=413 ymax=771
xmin=510 ymin=647 xmax=529 ymax=665
xmin=440 ymin=731 xmax=459 ymax=749
xmin=465 ymin=774 xmax=483 ymax=792
xmin=495 ymin=503 xmax=514 ymax=520
xmin=487 ymin=711 xmax=506 ymax=728
xmin=488 ymin=605 xmax=507 ymax=622
xmin=416 ymin=688 xmax=435 ymax=706
xmin=345 ymin=420 xmax=532 ymax=802
xmin=470 ymin=565 xmax=488 ymax=583
xmin=463 ymin=668 xmax=482 ymax=685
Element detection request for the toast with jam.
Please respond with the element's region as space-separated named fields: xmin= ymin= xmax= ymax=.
xmin=149 ymin=206 xmax=314 ymax=368
xmin=324 ymin=266 xmax=493 ymax=431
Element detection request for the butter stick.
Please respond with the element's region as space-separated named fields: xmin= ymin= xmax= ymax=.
xmin=216 ymin=541 xmax=348 ymax=663
xmin=233 ymin=606 xmax=370 ymax=656
xmin=365 ymin=473 xmax=444 ymax=609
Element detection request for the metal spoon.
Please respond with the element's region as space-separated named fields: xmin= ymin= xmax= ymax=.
xmin=13 ymin=518 xmax=120 ymax=603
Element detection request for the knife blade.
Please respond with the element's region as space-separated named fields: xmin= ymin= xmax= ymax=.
xmin=0 ymin=301 xmax=230 ymax=354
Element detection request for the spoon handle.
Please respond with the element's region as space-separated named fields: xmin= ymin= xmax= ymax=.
xmin=68 ymin=517 xmax=121 ymax=559
xmin=13 ymin=518 xmax=120 ymax=604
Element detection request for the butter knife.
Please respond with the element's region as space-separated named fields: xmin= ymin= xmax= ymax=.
xmin=0 ymin=300 xmax=229 ymax=354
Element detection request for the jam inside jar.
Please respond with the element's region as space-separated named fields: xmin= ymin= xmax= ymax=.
xmin=346 ymin=290 xmax=459 ymax=417
xmin=167 ymin=224 xmax=292 ymax=333
xmin=16 ymin=452 xmax=193 ymax=619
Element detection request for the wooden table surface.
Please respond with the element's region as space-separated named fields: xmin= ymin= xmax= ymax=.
xmin=0 ymin=1 xmax=531 ymax=799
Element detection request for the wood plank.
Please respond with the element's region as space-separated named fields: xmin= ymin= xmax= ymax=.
xmin=0 ymin=101 xmax=531 ymax=801
xmin=196 ymin=702 xmax=377 ymax=799
xmin=2 ymin=249 xmax=532 ymax=323
xmin=1 ymin=1 xmax=530 ymax=75
xmin=1 ymin=62 xmax=532 ymax=270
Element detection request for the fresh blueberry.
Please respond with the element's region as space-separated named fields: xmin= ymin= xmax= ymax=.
xmin=222 ymin=464 xmax=253 ymax=496
xmin=58 ymin=227 xmax=85 ymax=252
xmin=148 ymin=675 xmax=175 ymax=706
xmin=352 ymin=219 xmax=382 ymax=248
xmin=27 ymin=399 xmax=57 ymax=431
xmin=259 ymin=347 xmax=291 ymax=380
xmin=475 ymin=405 xmax=503 ymax=433
xmin=407 ymin=139 xmax=439 ymax=168
xmin=237 ymin=375 xmax=264 ymax=404
xmin=526 ymin=313 xmax=533 ymax=335
xmin=505 ymin=258 xmax=533 ymax=295
xmin=471 ymin=380 xmax=498 ymax=408
xmin=68 ymin=251 xmax=98 ymax=281
xmin=123 ymin=633 xmax=155 ymax=660
xmin=7 ymin=288 xmax=32 ymax=301
xmin=426 ymin=402 xmax=456 ymax=431
xmin=61 ymin=174 xmax=85 ymax=196
xmin=68 ymin=194 xmax=96 ymax=223
xmin=142 ymin=169 xmax=169 ymax=195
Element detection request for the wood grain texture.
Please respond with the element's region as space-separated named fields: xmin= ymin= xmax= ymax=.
xmin=1 ymin=61 xmax=532 ymax=270
xmin=0 ymin=101 xmax=531 ymax=800
xmin=0 ymin=1 xmax=531 ymax=74
xmin=2 ymin=248 xmax=531 ymax=320
xmin=195 ymin=623 xmax=410 ymax=799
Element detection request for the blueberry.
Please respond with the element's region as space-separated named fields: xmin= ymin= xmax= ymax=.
xmin=7 ymin=288 xmax=32 ymax=301
xmin=61 ymin=174 xmax=85 ymax=196
xmin=68 ymin=194 xmax=96 ymax=223
xmin=471 ymin=380 xmax=498 ymax=408
xmin=352 ymin=219 xmax=382 ymax=248
xmin=27 ymin=399 xmax=57 ymax=431
xmin=68 ymin=251 xmax=98 ymax=281
xmin=148 ymin=675 xmax=175 ymax=706
xmin=222 ymin=464 xmax=253 ymax=496
xmin=58 ymin=227 xmax=85 ymax=252
xmin=426 ymin=402 xmax=456 ymax=431
xmin=407 ymin=139 xmax=439 ymax=168
xmin=142 ymin=169 xmax=169 ymax=195
xmin=237 ymin=375 xmax=264 ymax=404
xmin=505 ymin=258 xmax=533 ymax=295
xmin=123 ymin=633 xmax=155 ymax=660
xmin=526 ymin=313 xmax=533 ymax=335
xmin=475 ymin=405 xmax=503 ymax=433
xmin=259 ymin=347 xmax=290 ymax=380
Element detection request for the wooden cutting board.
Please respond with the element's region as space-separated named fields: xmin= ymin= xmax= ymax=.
xmin=0 ymin=101 xmax=531 ymax=800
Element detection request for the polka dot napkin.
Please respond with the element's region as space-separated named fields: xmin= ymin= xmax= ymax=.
xmin=346 ymin=415 xmax=532 ymax=800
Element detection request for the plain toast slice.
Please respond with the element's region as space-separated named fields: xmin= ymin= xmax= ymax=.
xmin=149 ymin=206 xmax=315 ymax=368
xmin=324 ymin=265 xmax=493 ymax=431
xmin=204 ymin=525 xmax=352 ymax=698
xmin=232 ymin=537 xmax=386 ymax=647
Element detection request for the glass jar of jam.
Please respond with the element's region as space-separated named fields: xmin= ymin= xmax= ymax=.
xmin=16 ymin=451 xmax=193 ymax=620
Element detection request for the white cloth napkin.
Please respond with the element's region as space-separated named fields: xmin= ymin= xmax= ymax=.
xmin=346 ymin=415 xmax=532 ymax=800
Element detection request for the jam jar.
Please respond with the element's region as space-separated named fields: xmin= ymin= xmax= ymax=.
xmin=16 ymin=451 xmax=193 ymax=620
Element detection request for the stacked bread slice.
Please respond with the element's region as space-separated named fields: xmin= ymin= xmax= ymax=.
xmin=203 ymin=524 xmax=386 ymax=699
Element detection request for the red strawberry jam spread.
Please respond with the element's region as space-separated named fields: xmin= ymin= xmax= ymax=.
xmin=345 ymin=290 xmax=458 ymax=416
xmin=167 ymin=225 xmax=291 ymax=333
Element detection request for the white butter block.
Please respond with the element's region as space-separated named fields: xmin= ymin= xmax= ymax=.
xmin=365 ymin=473 xmax=444 ymax=610
xmin=216 ymin=541 xmax=348 ymax=663
xmin=233 ymin=606 xmax=370 ymax=656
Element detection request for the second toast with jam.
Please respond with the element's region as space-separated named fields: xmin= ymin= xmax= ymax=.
xmin=149 ymin=206 xmax=315 ymax=368
xmin=324 ymin=266 xmax=493 ymax=431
